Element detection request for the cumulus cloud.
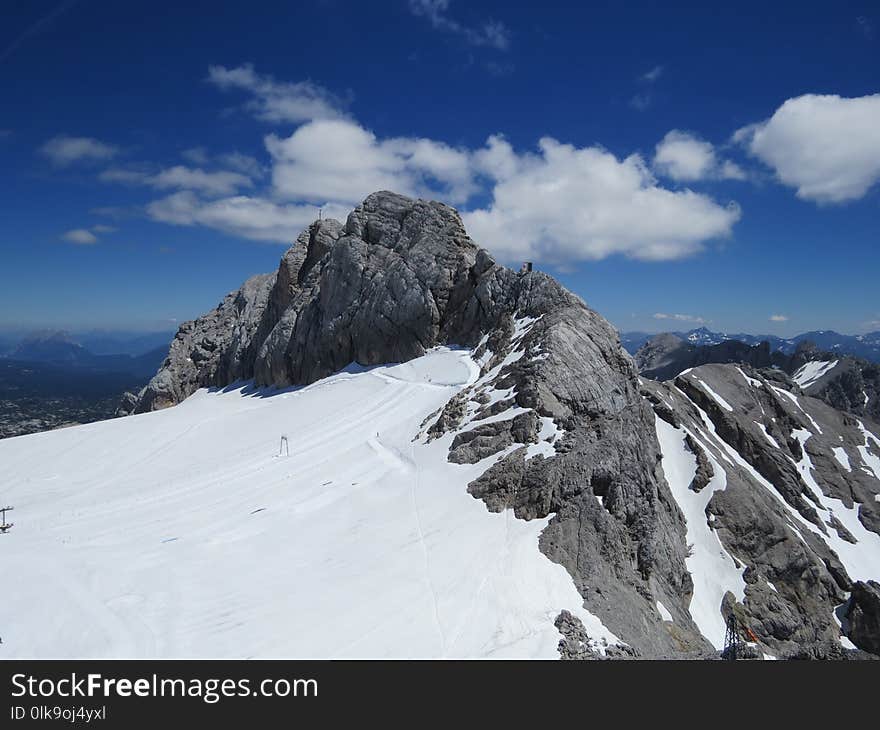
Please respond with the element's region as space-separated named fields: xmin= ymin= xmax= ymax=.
xmin=653 ymin=312 xmax=707 ymax=324
xmin=146 ymin=191 xmax=349 ymax=243
xmin=40 ymin=135 xmax=118 ymax=166
xmin=207 ymin=64 xmax=345 ymax=123
xmin=142 ymin=124 xmax=741 ymax=260
xmin=60 ymin=223 xmax=117 ymax=245
xmin=61 ymin=229 xmax=98 ymax=245
xmin=96 ymin=65 xmax=742 ymax=259
xmin=100 ymin=165 xmax=253 ymax=196
xmin=654 ymin=130 xmax=746 ymax=182
xmin=769 ymin=314 xmax=789 ymax=322
xmin=463 ymin=136 xmax=741 ymax=264
xmin=408 ymin=0 xmax=511 ymax=50
xmin=734 ymin=93 xmax=880 ymax=203
xmin=266 ymin=118 xmax=476 ymax=206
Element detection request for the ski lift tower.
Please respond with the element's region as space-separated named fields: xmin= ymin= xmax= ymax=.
xmin=0 ymin=506 xmax=14 ymax=534
xmin=723 ymin=613 xmax=744 ymax=660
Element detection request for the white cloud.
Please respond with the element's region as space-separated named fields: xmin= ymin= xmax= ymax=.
xmin=152 ymin=166 xmax=253 ymax=196
xmin=182 ymin=147 xmax=263 ymax=178
xmin=60 ymin=223 xmax=117 ymax=245
xmin=40 ymin=135 xmax=118 ymax=166
xmin=629 ymin=93 xmax=653 ymax=111
xmin=218 ymin=151 xmax=264 ymax=178
xmin=61 ymin=229 xmax=98 ymax=245
xmin=472 ymin=134 xmax=518 ymax=179
xmin=654 ymin=130 xmax=747 ymax=182
xmin=734 ymin=93 xmax=880 ymax=203
xmin=100 ymin=165 xmax=253 ymax=196
xmin=146 ymin=191 xmax=349 ymax=243
xmin=719 ymin=160 xmax=747 ymax=181
xmin=408 ymin=0 xmax=511 ymax=50
xmin=266 ymin=118 xmax=476 ymax=206
xmin=207 ymin=64 xmax=345 ymax=124
xmin=140 ymin=120 xmax=742 ymax=262
xmin=630 ymin=66 xmax=664 ymax=111
xmin=463 ymin=137 xmax=741 ymax=264
xmin=653 ymin=312 xmax=707 ymax=324
xmin=769 ymin=314 xmax=789 ymax=322
xmin=641 ymin=65 xmax=664 ymax=83
xmin=95 ymin=66 xmax=742 ymax=262
xmin=181 ymin=147 xmax=211 ymax=165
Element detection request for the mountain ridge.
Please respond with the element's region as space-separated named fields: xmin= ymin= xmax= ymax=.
xmin=622 ymin=327 xmax=880 ymax=363
xmin=634 ymin=333 xmax=880 ymax=423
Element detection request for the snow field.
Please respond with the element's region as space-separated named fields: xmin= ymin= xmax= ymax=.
xmin=0 ymin=348 xmax=616 ymax=658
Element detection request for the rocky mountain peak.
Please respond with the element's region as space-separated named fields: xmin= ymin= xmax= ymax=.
xmin=135 ymin=191 xmax=581 ymax=411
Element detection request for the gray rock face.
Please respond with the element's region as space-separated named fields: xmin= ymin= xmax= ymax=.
xmin=137 ymin=192 xmax=521 ymax=409
xmin=135 ymin=272 xmax=276 ymax=412
xmin=555 ymin=610 xmax=603 ymax=660
xmin=419 ymin=287 xmax=711 ymax=659
xmin=684 ymin=434 xmax=713 ymax=492
xmin=797 ymin=356 xmax=880 ymax=424
xmin=635 ymin=335 xmax=781 ymax=381
xmin=845 ymin=581 xmax=880 ymax=655
xmin=641 ymin=363 xmax=880 ymax=657
xmin=448 ymin=411 xmax=539 ymax=463
xmin=634 ymin=334 xmax=879 ymax=423
xmin=114 ymin=391 xmax=139 ymax=418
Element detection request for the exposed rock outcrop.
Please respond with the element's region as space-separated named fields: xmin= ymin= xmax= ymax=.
xmin=635 ymin=336 xmax=783 ymax=381
xmin=634 ymin=333 xmax=879 ymax=423
xmin=641 ymin=363 xmax=880 ymax=658
xmin=846 ymin=581 xmax=880 ymax=655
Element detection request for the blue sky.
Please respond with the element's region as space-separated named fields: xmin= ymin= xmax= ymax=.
xmin=1 ymin=0 xmax=878 ymax=336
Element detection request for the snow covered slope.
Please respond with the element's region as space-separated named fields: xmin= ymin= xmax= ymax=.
xmin=642 ymin=363 xmax=880 ymax=657
xmin=792 ymin=360 xmax=838 ymax=389
xmin=0 ymin=348 xmax=616 ymax=658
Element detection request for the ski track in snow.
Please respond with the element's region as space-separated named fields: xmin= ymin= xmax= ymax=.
xmin=0 ymin=347 xmax=617 ymax=659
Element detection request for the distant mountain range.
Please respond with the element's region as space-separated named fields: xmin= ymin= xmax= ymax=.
xmin=1 ymin=330 xmax=172 ymax=377
xmin=0 ymin=329 xmax=174 ymax=439
xmin=632 ymin=331 xmax=879 ymax=423
xmin=621 ymin=326 xmax=880 ymax=363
